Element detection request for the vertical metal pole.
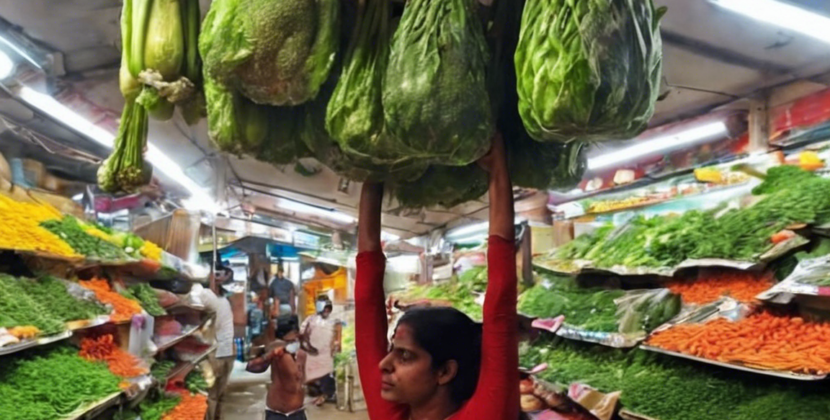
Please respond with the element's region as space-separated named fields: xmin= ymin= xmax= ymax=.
xmin=748 ymin=93 xmax=770 ymax=152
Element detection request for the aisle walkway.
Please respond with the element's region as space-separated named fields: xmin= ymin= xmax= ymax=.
xmin=220 ymin=361 xmax=368 ymax=420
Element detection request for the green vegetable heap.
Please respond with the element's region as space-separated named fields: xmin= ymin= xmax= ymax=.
xmin=0 ymin=275 xmax=65 ymax=335
xmin=40 ymin=216 xmax=130 ymax=261
xmin=548 ymin=167 xmax=830 ymax=269
xmin=521 ymin=338 xmax=830 ymax=420
xmin=185 ymin=369 xmax=209 ymax=393
xmin=137 ymin=393 xmax=181 ymax=420
xmin=515 ymin=0 xmax=665 ymax=143
xmin=518 ymin=273 xmax=680 ymax=333
xmin=0 ymin=346 xmax=121 ymax=420
xmin=18 ymin=276 xmax=108 ymax=323
xmin=400 ymin=266 xmax=488 ymax=321
xmin=150 ymin=360 xmax=176 ymax=383
xmin=124 ymin=283 xmax=167 ymax=316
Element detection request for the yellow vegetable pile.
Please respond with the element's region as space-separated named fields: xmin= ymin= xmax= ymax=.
xmin=0 ymin=195 xmax=78 ymax=257
xmin=140 ymin=240 xmax=163 ymax=261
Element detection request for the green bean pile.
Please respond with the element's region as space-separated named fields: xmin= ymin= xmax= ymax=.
xmin=125 ymin=283 xmax=167 ymax=316
xmin=0 ymin=346 xmax=121 ymax=420
xmin=0 ymin=275 xmax=65 ymax=335
xmin=18 ymin=276 xmax=108 ymax=323
xmin=40 ymin=216 xmax=128 ymax=261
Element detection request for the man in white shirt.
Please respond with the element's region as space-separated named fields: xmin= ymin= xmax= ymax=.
xmin=203 ymin=266 xmax=235 ymax=420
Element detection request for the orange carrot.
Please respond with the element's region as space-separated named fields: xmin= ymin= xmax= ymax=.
xmin=162 ymin=392 xmax=208 ymax=420
xmin=79 ymin=278 xmax=142 ymax=322
xmin=666 ymin=270 xmax=773 ymax=305
xmin=80 ymin=334 xmax=148 ymax=378
xmin=646 ymin=311 xmax=830 ymax=374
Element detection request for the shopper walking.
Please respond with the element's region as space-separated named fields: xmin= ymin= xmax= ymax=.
xmin=203 ymin=265 xmax=236 ymax=420
xmin=355 ymin=134 xmax=519 ymax=420
xmin=247 ymin=320 xmax=308 ymax=420
xmin=301 ymin=297 xmax=341 ymax=405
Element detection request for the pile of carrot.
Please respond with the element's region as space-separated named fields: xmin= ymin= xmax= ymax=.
xmin=646 ymin=311 xmax=830 ymax=374
xmin=666 ymin=270 xmax=773 ymax=304
xmin=162 ymin=392 xmax=208 ymax=420
xmin=80 ymin=334 xmax=149 ymax=378
xmin=79 ymin=278 xmax=142 ymax=322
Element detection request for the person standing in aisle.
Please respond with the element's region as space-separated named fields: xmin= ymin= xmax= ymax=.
xmin=202 ymin=265 xmax=236 ymax=420
xmin=355 ymin=133 xmax=519 ymax=420
xmin=247 ymin=320 xmax=308 ymax=420
xmin=300 ymin=297 xmax=341 ymax=406
xmin=270 ymin=266 xmax=297 ymax=321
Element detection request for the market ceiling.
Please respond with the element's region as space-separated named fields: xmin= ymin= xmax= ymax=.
xmin=0 ymin=0 xmax=829 ymax=238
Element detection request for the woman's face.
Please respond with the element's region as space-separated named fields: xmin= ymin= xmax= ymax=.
xmin=378 ymin=324 xmax=441 ymax=404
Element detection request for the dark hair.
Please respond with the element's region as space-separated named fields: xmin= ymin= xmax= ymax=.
xmin=276 ymin=317 xmax=299 ymax=339
xmin=397 ymin=307 xmax=483 ymax=405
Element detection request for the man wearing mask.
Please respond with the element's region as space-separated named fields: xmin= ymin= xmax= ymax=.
xmin=247 ymin=320 xmax=307 ymax=420
xmin=269 ymin=266 xmax=297 ymax=321
xmin=300 ymin=297 xmax=341 ymax=406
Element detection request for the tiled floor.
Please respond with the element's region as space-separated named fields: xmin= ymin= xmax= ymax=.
xmin=220 ymin=362 xmax=368 ymax=420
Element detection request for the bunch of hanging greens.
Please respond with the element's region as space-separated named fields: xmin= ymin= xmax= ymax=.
xmin=99 ymin=0 xmax=202 ymax=193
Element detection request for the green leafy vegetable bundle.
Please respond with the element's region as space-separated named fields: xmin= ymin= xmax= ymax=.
xmin=0 ymin=346 xmax=121 ymax=420
xmin=125 ymin=283 xmax=167 ymax=316
xmin=515 ymin=0 xmax=665 ymax=143
xmin=384 ymin=0 xmax=493 ymax=166
xmin=40 ymin=216 xmax=130 ymax=261
xmin=138 ymin=393 xmax=181 ymax=420
xmin=18 ymin=276 xmax=108 ymax=323
xmin=521 ymin=338 xmax=830 ymax=420
xmin=0 ymin=275 xmax=66 ymax=335
xmin=400 ymin=272 xmax=485 ymax=321
xmin=150 ymin=360 xmax=176 ymax=383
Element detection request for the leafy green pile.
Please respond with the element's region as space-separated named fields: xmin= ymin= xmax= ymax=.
xmin=549 ymin=169 xmax=830 ymax=269
xmin=124 ymin=283 xmax=167 ymax=317
xmin=150 ymin=360 xmax=176 ymax=383
xmin=18 ymin=276 xmax=108 ymax=323
xmin=0 ymin=275 xmax=65 ymax=335
xmin=392 ymin=165 xmax=489 ymax=208
xmin=137 ymin=393 xmax=181 ymax=420
xmin=384 ymin=0 xmax=493 ymax=166
xmin=40 ymin=217 xmax=130 ymax=261
xmin=515 ymin=0 xmax=665 ymax=143
xmin=0 ymin=346 xmax=121 ymax=420
xmin=752 ymin=165 xmax=816 ymax=195
xmin=521 ymin=338 xmax=830 ymax=420
xmin=401 ymin=268 xmax=488 ymax=321
xmin=185 ymin=369 xmax=209 ymax=393
xmin=518 ymin=274 xmax=680 ymax=333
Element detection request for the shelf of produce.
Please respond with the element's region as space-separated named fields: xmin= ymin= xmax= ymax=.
xmin=165 ymin=344 xmax=218 ymax=383
xmin=0 ymin=330 xmax=73 ymax=357
xmin=639 ymin=344 xmax=827 ymax=381
xmin=62 ymin=391 xmax=123 ymax=420
xmin=67 ymin=315 xmax=111 ymax=331
xmin=154 ymin=324 xmax=202 ymax=353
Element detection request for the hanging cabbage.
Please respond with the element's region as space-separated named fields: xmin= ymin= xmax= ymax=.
xmin=515 ymin=0 xmax=666 ymax=143
xmin=327 ymin=0 xmax=409 ymax=166
xmin=392 ymin=165 xmax=488 ymax=209
xmin=200 ymin=0 xmax=340 ymax=106
xmin=509 ymin=133 xmax=586 ymax=190
xmin=383 ymin=0 xmax=493 ymax=166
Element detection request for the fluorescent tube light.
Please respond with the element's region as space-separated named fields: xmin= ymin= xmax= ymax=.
xmin=710 ymin=0 xmax=830 ymax=44
xmin=587 ymin=121 xmax=729 ymax=171
xmin=382 ymin=231 xmax=401 ymax=242
xmin=446 ymin=221 xmax=489 ymax=239
xmin=277 ymin=199 xmax=356 ymax=224
xmin=18 ymin=86 xmax=217 ymax=213
xmin=0 ymin=49 xmax=13 ymax=79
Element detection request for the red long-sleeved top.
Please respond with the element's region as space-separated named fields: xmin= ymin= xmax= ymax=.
xmin=355 ymin=236 xmax=519 ymax=420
